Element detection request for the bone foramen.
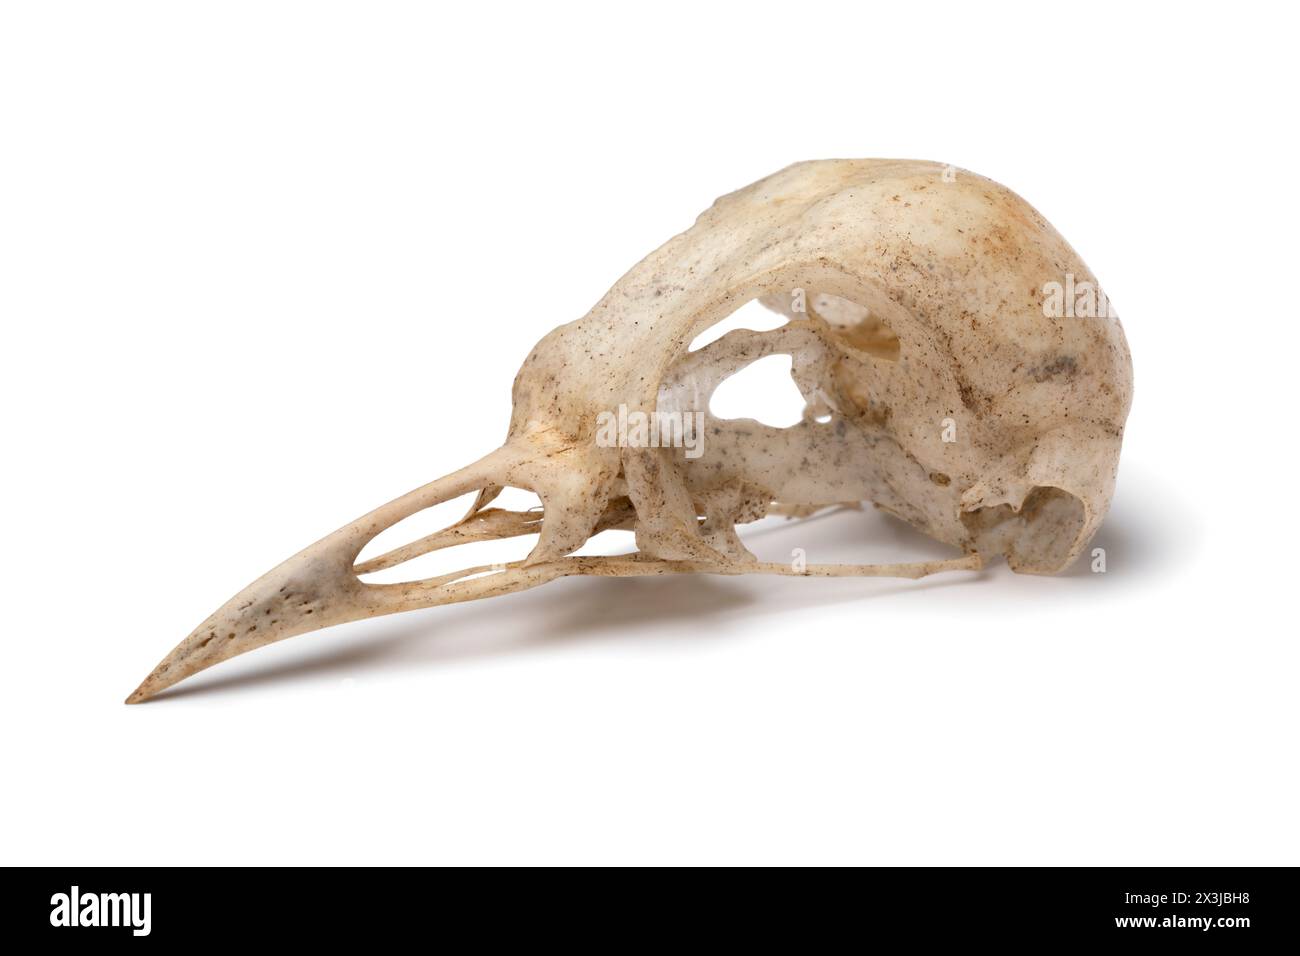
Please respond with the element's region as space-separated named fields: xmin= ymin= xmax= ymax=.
xmin=127 ymin=160 xmax=1133 ymax=703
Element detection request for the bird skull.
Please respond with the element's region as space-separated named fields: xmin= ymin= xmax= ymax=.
xmin=128 ymin=159 xmax=1132 ymax=703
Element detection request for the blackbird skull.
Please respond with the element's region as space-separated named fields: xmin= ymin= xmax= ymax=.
xmin=128 ymin=159 xmax=1133 ymax=702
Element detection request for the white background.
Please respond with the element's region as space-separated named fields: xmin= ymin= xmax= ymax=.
xmin=2 ymin=2 xmax=1296 ymax=865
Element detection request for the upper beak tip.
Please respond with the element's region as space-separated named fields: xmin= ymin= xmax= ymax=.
xmin=125 ymin=678 xmax=155 ymax=705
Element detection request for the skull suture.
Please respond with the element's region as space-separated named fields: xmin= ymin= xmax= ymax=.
xmin=127 ymin=159 xmax=1133 ymax=703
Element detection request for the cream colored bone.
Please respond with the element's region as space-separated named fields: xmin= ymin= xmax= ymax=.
xmin=127 ymin=160 xmax=1132 ymax=703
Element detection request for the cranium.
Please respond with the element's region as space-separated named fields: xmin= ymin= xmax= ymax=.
xmin=127 ymin=159 xmax=1132 ymax=703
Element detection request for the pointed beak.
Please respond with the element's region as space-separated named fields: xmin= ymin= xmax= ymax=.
xmin=125 ymin=523 xmax=373 ymax=703
xmin=125 ymin=448 xmax=524 ymax=703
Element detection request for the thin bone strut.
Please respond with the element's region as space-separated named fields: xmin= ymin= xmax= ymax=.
xmin=353 ymin=508 xmax=543 ymax=575
xmin=360 ymin=552 xmax=986 ymax=645
xmin=353 ymin=500 xmax=639 ymax=576
xmin=354 ymin=499 xmax=832 ymax=577
xmin=380 ymin=551 xmax=985 ymax=601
